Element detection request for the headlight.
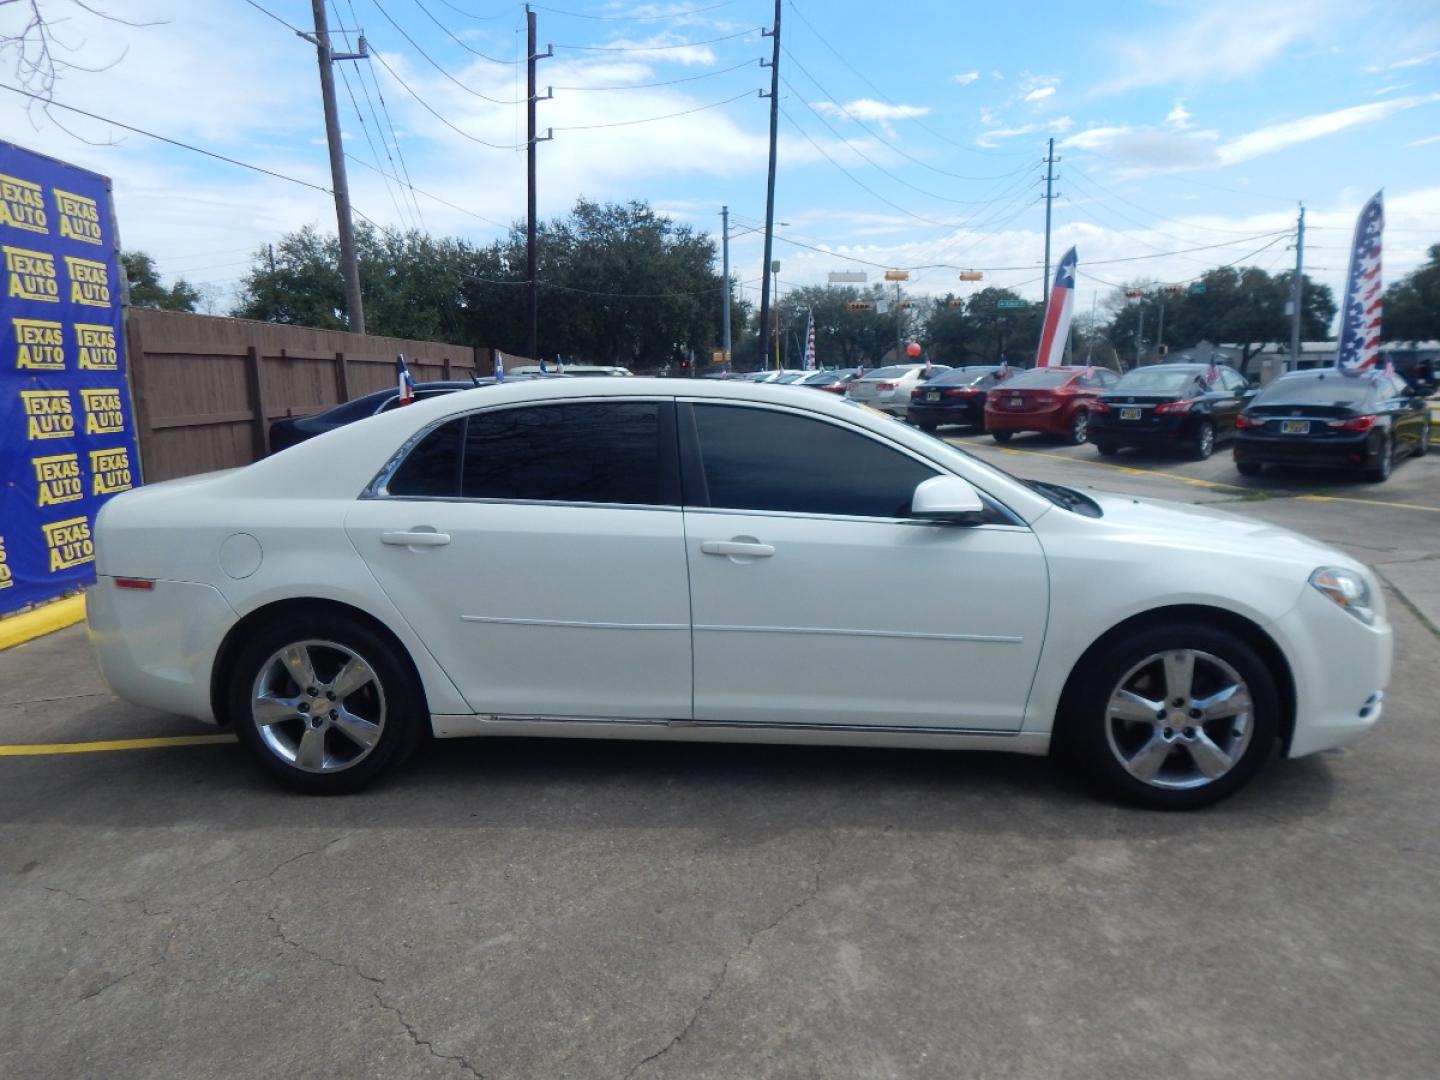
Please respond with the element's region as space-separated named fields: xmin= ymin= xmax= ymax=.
xmin=1309 ymin=567 xmax=1376 ymax=626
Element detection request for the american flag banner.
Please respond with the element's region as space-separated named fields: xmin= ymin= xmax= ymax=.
xmin=1035 ymin=246 xmax=1078 ymax=368
xmin=803 ymin=309 xmax=817 ymax=370
xmin=395 ymin=353 xmax=416 ymax=405
xmin=1206 ymin=356 xmax=1220 ymax=385
xmin=1336 ymin=190 xmax=1384 ymax=377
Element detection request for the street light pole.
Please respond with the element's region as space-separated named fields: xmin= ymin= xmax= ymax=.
xmin=720 ymin=205 xmax=731 ymax=369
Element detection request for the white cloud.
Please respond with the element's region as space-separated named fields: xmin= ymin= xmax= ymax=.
xmin=812 ymin=99 xmax=930 ymax=124
xmin=1165 ymin=100 xmax=1192 ymax=130
xmin=952 ymin=72 xmax=980 ymax=86
xmin=1408 ymin=134 xmax=1440 ymax=147
xmin=1365 ymin=50 xmax=1440 ymax=73
xmin=1217 ymin=93 xmax=1440 ymax=164
xmin=1093 ymin=0 xmax=1345 ymax=95
xmin=1018 ymin=75 xmax=1060 ymax=107
xmin=1023 ymin=86 xmax=1056 ymax=104
xmin=977 ymin=117 xmax=1073 ymax=147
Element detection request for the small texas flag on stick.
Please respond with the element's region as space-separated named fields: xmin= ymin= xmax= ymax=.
xmin=1035 ymin=246 xmax=1077 ymax=369
xmin=396 ymin=354 xmax=415 ymax=405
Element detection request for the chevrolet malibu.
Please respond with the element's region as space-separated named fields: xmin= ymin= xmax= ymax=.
xmin=87 ymin=379 xmax=1391 ymax=809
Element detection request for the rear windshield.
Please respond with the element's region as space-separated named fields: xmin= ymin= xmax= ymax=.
xmin=1255 ymin=373 xmax=1374 ymax=405
xmin=1114 ymin=369 xmax=1202 ymax=394
xmin=1003 ymin=369 xmax=1074 ymax=389
xmin=862 ymin=365 xmax=915 ymax=380
xmin=928 ymin=367 xmax=997 ymax=387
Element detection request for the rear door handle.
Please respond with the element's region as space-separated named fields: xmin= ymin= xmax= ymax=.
xmin=381 ymin=529 xmax=451 ymax=547
xmin=701 ymin=540 xmax=775 ymax=558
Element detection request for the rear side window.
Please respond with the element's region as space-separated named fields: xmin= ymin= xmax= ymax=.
xmin=387 ymin=417 xmax=464 ymax=496
xmin=461 ymin=401 xmax=664 ymax=505
xmin=689 ymin=404 xmax=937 ymax=518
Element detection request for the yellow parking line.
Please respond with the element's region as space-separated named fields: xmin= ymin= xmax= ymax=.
xmin=0 ymin=734 xmax=237 ymax=757
xmin=1298 ymin=494 xmax=1440 ymax=514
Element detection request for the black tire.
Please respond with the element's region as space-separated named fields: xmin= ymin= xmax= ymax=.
xmin=228 ymin=614 xmax=425 ymax=794
xmin=918 ymin=421 xmax=938 ymax=433
xmin=1415 ymin=423 xmax=1430 ymax=458
xmin=1236 ymin=461 xmax=1262 ymax=477
xmin=1189 ymin=420 xmax=1215 ymax=461
xmin=992 ymin=430 xmax=1013 ymax=443
xmin=1094 ymin=441 xmax=1120 ymax=456
xmin=1061 ymin=621 xmax=1280 ymax=810
xmin=1363 ymin=434 xmax=1394 ymax=483
xmin=1069 ymin=410 xmax=1090 ymax=446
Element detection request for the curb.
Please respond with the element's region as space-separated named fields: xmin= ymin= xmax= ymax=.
xmin=0 ymin=594 xmax=87 ymax=651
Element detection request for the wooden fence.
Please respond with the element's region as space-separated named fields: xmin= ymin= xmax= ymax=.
xmin=125 ymin=309 xmax=495 ymax=482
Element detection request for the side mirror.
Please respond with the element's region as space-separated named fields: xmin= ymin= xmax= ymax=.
xmin=910 ymin=475 xmax=985 ymax=525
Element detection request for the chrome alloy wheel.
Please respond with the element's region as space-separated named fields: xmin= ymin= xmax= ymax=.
xmin=250 ymin=640 xmax=387 ymax=774
xmin=1103 ymin=649 xmax=1254 ymax=791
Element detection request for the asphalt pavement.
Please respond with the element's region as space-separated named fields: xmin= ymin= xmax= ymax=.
xmin=2 ymin=433 xmax=1438 ymax=1080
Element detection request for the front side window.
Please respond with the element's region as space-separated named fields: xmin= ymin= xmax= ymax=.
xmin=689 ymin=404 xmax=937 ymax=518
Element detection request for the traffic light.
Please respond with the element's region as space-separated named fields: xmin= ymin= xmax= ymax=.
xmin=947 ymin=299 xmax=963 ymax=308
xmin=846 ymin=301 xmax=873 ymax=311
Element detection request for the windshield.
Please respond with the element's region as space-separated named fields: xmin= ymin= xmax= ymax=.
xmin=1004 ymin=369 xmax=1074 ymax=389
xmin=1114 ymin=369 xmax=1202 ymax=394
xmin=1255 ymin=373 xmax=1374 ymax=405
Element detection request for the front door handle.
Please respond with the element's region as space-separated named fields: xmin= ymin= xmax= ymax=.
xmin=701 ymin=539 xmax=775 ymax=558
xmin=381 ymin=529 xmax=451 ymax=547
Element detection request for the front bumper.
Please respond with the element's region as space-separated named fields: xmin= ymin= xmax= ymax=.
xmin=1269 ymin=579 xmax=1392 ymax=758
xmin=86 ymin=576 xmax=239 ymax=723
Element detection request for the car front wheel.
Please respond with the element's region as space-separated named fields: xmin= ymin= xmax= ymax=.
xmin=228 ymin=615 xmax=424 ymax=794
xmin=1364 ymin=434 xmax=1394 ymax=483
xmin=1063 ymin=622 xmax=1279 ymax=809
xmin=1069 ymin=410 xmax=1090 ymax=445
xmin=1190 ymin=420 xmax=1215 ymax=460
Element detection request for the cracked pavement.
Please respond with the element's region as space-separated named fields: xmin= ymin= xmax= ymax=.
xmin=2 ymin=442 xmax=1440 ymax=1079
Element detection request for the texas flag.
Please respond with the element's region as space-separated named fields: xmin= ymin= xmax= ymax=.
xmin=1035 ymin=246 xmax=1077 ymax=369
xmin=396 ymin=354 xmax=415 ymax=405
xmin=1336 ymin=190 xmax=1384 ymax=377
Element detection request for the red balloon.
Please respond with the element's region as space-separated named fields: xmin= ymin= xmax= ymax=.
xmin=905 ymin=342 xmax=922 ymax=358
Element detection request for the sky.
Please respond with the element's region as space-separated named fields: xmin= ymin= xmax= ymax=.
xmin=2 ymin=0 xmax=1438 ymax=326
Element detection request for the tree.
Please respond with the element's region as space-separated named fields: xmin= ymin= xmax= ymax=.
xmin=120 ymin=251 xmax=200 ymax=312
xmin=1384 ymin=243 xmax=1440 ymax=343
xmin=774 ymin=283 xmax=895 ymax=369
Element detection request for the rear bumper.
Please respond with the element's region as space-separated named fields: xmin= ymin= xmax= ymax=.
xmin=1233 ymin=432 xmax=1377 ymax=470
xmin=1088 ymin=413 xmax=1191 ymax=444
xmin=86 ymin=577 xmax=237 ymax=723
xmin=907 ymin=401 xmax=984 ymax=426
xmin=1270 ymin=580 xmax=1392 ymax=758
xmin=984 ymin=407 xmax=1066 ymax=435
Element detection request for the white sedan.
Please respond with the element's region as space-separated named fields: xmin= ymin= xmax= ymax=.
xmin=847 ymin=363 xmax=951 ymax=416
xmin=87 ymin=379 xmax=1391 ymax=808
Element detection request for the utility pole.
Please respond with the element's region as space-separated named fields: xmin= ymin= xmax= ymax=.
xmin=771 ymin=260 xmax=781 ymax=369
xmin=307 ymin=0 xmax=367 ymax=334
xmin=1136 ymin=304 xmax=1146 ymax=367
xmin=895 ymin=281 xmax=903 ymax=363
xmin=720 ymin=206 xmax=731 ymax=369
xmin=1289 ymin=203 xmax=1306 ymax=368
xmin=1156 ymin=302 xmax=1165 ymax=356
xmin=757 ymin=0 xmax=781 ymax=368
xmin=524 ymin=6 xmax=552 ymax=361
xmin=1042 ymin=137 xmax=1058 ymax=306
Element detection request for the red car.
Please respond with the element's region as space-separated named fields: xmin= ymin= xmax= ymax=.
xmin=983 ymin=365 xmax=1120 ymax=445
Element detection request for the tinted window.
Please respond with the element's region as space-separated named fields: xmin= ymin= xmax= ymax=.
xmin=388 ymin=418 xmax=464 ymax=496
xmin=1220 ymin=368 xmax=1248 ymax=392
xmin=1004 ymin=369 xmax=1075 ymax=389
xmin=1255 ymin=374 xmax=1373 ymax=405
xmin=461 ymin=401 xmax=663 ymax=505
xmin=691 ymin=404 xmax=937 ymax=518
xmin=928 ymin=368 xmax=998 ymax=387
xmin=862 ymin=365 xmax=917 ymax=380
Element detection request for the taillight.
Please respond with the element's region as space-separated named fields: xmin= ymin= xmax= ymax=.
xmin=877 ymin=381 xmax=897 ymax=391
xmin=114 ymin=577 xmax=154 ymax=591
xmin=943 ymin=388 xmax=977 ymax=398
xmin=1235 ymin=413 xmax=1261 ymax=429
xmin=1090 ymin=400 xmax=1111 ymax=413
xmin=1329 ymin=414 xmax=1376 ymax=432
xmin=1155 ymin=399 xmax=1196 ymax=415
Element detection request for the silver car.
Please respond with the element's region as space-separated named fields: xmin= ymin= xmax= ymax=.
xmin=847 ymin=364 xmax=951 ymax=416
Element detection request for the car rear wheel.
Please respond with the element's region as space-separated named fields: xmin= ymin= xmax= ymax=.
xmin=1364 ymin=435 xmax=1394 ymax=483
xmin=1190 ymin=420 xmax=1215 ymax=460
xmin=1069 ymin=410 xmax=1090 ymax=445
xmin=228 ymin=615 xmax=424 ymax=794
xmin=918 ymin=421 xmax=938 ymax=433
xmin=992 ymin=430 xmax=1013 ymax=443
xmin=1062 ymin=622 xmax=1279 ymax=809
xmin=1416 ymin=423 xmax=1430 ymax=458
xmin=1236 ymin=461 xmax=1262 ymax=477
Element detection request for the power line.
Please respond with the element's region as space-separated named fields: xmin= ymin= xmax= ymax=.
xmin=551 ymin=56 xmax=760 ymax=91
xmin=553 ymin=89 xmax=758 ymax=132
xmin=551 ymin=27 xmax=760 ymax=52
xmin=1063 ymin=164 xmax=1280 ymax=238
xmin=410 ymin=0 xmax=525 ymax=63
xmin=534 ymin=0 xmax=740 ymax=20
xmin=370 ymin=46 xmax=527 ymax=148
xmin=373 ymin=0 xmax=526 ymax=103
xmin=239 ymin=0 xmax=303 ymax=34
xmin=430 ymin=0 xmax=509 ymax=19
xmin=343 ymin=152 xmax=509 ymax=228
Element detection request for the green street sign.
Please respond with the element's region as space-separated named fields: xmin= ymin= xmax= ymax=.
xmin=997 ymin=299 xmax=1027 ymax=309
xmin=1189 ymin=283 xmax=1207 ymax=295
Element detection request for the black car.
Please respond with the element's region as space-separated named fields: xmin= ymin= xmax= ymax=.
xmin=1233 ymin=368 xmax=1430 ymax=482
xmin=269 ymin=376 xmax=569 ymax=453
xmin=905 ymin=365 xmax=1010 ymax=431
xmin=1089 ymin=362 xmax=1253 ymax=460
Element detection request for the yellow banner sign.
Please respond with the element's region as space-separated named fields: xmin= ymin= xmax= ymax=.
xmin=33 ymin=452 xmax=83 ymax=507
xmin=3 ymin=245 xmax=59 ymax=302
xmin=0 ymin=173 xmax=48 ymax=235
xmin=12 ymin=316 xmax=64 ymax=370
xmin=52 ymin=188 xmax=103 ymax=245
xmin=42 ymin=515 xmax=93 ymax=573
